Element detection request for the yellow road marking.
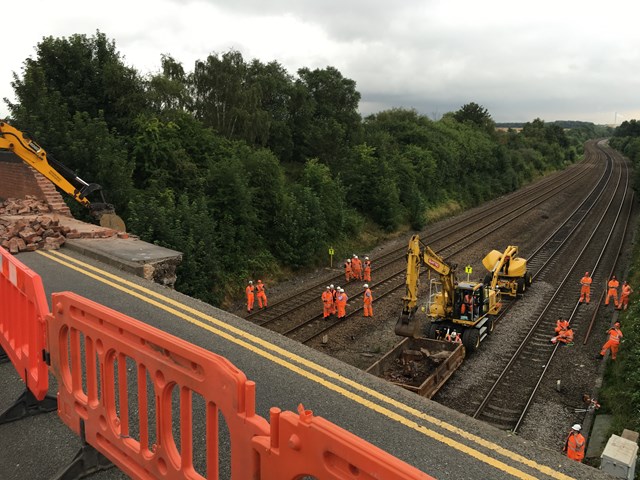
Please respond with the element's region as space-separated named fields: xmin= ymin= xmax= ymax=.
xmin=39 ymin=249 xmax=575 ymax=480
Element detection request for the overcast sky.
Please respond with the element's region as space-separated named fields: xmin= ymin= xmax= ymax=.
xmin=3 ymin=0 xmax=639 ymax=125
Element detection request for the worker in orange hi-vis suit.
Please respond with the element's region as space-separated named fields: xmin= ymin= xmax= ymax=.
xmin=618 ymin=280 xmax=633 ymax=310
xmin=363 ymin=256 xmax=372 ymax=282
xmin=563 ymin=424 xmax=586 ymax=462
xmin=322 ymin=286 xmax=334 ymax=319
xmin=598 ymin=321 xmax=623 ymax=360
xmin=336 ymin=288 xmax=348 ymax=319
xmin=245 ymin=281 xmax=255 ymax=313
xmin=352 ymin=255 xmax=362 ymax=281
xmin=551 ymin=326 xmax=574 ymax=345
xmin=363 ymin=284 xmax=373 ymax=317
xmin=256 ymin=279 xmax=268 ymax=309
xmin=344 ymin=259 xmax=353 ymax=282
xmin=330 ymin=284 xmax=337 ymax=315
xmin=605 ymin=275 xmax=620 ymax=306
xmin=555 ymin=318 xmax=570 ymax=333
xmin=579 ymin=272 xmax=592 ymax=303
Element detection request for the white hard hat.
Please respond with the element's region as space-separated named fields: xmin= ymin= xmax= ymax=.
xmin=249 ymin=281 xmax=253 ymax=284
xmin=330 ymin=284 xmax=334 ymax=288
xmin=364 ymin=284 xmax=369 ymax=288
xmin=572 ymin=424 xmax=581 ymax=431
xmin=340 ymin=288 xmax=344 ymax=292
xmin=365 ymin=256 xmax=369 ymax=260
xmin=355 ymin=255 xmax=358 ymax=258
xmin=326 ymin=286 xmax=330 ymax=289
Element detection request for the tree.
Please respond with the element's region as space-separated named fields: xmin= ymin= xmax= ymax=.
xmin=453 ymin=102 xmax=495 ymax=134
xmin=291 ymin=66 xmax=362 ymax=165
xmin=9 ymin=31 xmax=147 ymax=136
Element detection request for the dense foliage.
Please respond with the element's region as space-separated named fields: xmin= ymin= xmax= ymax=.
xmin=3 ymin=32 xmax=599 ymax=306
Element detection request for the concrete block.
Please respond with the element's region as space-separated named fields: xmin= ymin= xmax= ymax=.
xmin=601 ymin=434 xmax=638 ymax=479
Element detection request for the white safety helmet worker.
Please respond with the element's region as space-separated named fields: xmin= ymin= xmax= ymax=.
xmin=330 ymin=284 xmax=335 ymax=289
xmin=354 ymin=255 xmax=358 ymax=259
xmin=572 ymin=424 xmax=582 ymax=431
xmin=249 ymin=280 xmax=253 ymax=284
xmin=326 ymin=286 xmax=330 ymax=290
xmin=365 ymin=256 xmax=369 ymax=260
xmin=364 ymin=284 xmax=369 ymax=288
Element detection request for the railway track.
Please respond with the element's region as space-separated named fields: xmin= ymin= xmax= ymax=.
xmin=470 ymin=142 xmax=633 ymax=431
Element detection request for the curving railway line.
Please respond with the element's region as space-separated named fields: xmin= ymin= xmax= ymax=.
xmin=471 ymin=141 xmax=633 ymax=431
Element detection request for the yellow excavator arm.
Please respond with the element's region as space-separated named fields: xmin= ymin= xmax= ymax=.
xmin=0 ymin=121 xmax=125 ymax=231
xmin=396 ymin=234 xmax=457 ymax=337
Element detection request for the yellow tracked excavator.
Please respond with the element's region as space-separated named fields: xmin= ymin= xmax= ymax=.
xmin=0 ymin=121 xmax=125 ymax=232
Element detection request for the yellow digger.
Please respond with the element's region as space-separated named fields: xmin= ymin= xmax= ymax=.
xmin=0 ymin=121 xmax=125 ymax=231
xmin=395 ymin=234 xmax=502 ymax=351
xmin=482 ymin=245 xmax=532 ymax=297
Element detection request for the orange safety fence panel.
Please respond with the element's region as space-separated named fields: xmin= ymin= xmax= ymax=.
xmin=253 ymin=405 xmax=434 ymax=480
xmin=0 ymin=246 xmax=50 ymax=400
xmin=47 ymin=291 xmax=270 ymax=480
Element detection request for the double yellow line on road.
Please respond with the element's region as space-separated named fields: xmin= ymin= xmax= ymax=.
xmin=38 ymin=249 xmax=575 ymax=480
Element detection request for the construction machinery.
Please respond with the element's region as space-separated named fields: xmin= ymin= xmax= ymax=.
xmin=482 ymin=245 xmax=532 ymax=296
xmin=395 ymin=234 xmax=502 ymax=352
xmin=0 ymin=121 xmax=125 ymax=231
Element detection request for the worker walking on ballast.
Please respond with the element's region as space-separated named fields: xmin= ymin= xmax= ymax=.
xmin=605 ymin=275 xmax=620 ymax=307
xmin=336 ymin=288 xmax=348 ymax=319
xmin=363 ymin=256 xmax=372 ymax=282
xmin=256 ymin=279 xmax=268 ymax=309
xmin=579 ymin=272 xmax=592 ymax=303
xmin=363 ymin=284 xmax=373 ymax=317
xmin=322 ymin=286 xmax=333 ymax=319
xmin=563 ymin=424 xmax=586 ymax=462
xmin=598 ymin=321 xmax=623 ymax=360
xmin=245 ymin=281 xmax=255 ymax=313
xmin=618 ymin=280 xmax=633 ymax=310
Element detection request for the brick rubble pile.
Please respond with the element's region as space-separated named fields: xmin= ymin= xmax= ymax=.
xmin=0 ymin=196 xmax=75 ymax=253
xmin=0 ymin=195 xmax=51 ymax=215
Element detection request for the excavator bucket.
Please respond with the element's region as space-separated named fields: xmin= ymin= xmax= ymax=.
xmin=395 ymin=309 xmax=421 ymax=337
xmin=99 ymin=213 xmax=126 ymax=232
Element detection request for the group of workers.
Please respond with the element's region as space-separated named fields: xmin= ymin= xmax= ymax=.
xmin=245 ymin=279 xmax=268 ymax=313
xmin=344 ymin=255 xmax=372 ymax=283
xmin=556 ymin=272 xmax=634 ymax=462
xmin=322 ymin=283 xmax=373 ymax=319
xmin=579 ymin=272 xmax=633 ymax=310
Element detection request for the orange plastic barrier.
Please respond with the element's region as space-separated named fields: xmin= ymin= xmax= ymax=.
xmin=0 ymin=246 xmax=49 ymax=400
xmin=253 ymin=404 xmax=434 ymax=480
xmin=47 ymin=291 xmax=432 ymax=480
xmin=47 ymin=291 xmax=270 ymax=479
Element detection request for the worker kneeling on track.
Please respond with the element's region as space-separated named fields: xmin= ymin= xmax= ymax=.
xmin=551 ymin=324 xmax=574 ymax=345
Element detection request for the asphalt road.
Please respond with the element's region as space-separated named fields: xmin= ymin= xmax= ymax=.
xmin=0 ymin=247 xmax=613 ymax=480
